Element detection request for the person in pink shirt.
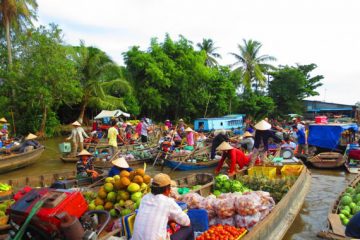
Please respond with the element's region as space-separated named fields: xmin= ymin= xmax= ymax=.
xmin=185 ymin=127 xmax=194 ymax=147
xmin=135 ymin=121 xmax=142 ymax=136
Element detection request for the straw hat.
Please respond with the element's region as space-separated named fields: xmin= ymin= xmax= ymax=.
xmin=152 ymin=173 xmax=172 ymax=187
xmin=179 ymin=119 xmax=184 ymax=122
xmin=126 ymin=122 xmax=132 ymax=126
xmin=77 ymin=149 xmax=92 ymax=156
xmin=185 ymin=127 xmax=194 ymax=132
xmin=0 ymin=118 xmax=7 ymax=123
xmin=216 ymin=141 xmax=234 ymax=151
xmin=254 ymin=120 xmax=271 ymax=131
xmin=25 ymin=133 xmax=38 ymax=140
xmin=72 ymin=121 xmax=81 ymax=126
xmin=165 ymin=119 xmax=170 ymax=122
xmin=112 ymin=157 xmax=129 ymax=168
xmin=243 ymin=131 xmax=253 ymax=138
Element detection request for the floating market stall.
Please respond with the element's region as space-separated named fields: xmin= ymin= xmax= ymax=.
xmin=318 ymin=174 xmax=360 ymax=239
xmin=343 ymin=144 xmax=360 ymax=174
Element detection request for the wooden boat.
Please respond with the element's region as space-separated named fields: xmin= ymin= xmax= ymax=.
xmin=4 ymin=168 xmax=108 ymax=191
xmin=0 ymin=146 xmax=45 ymax=174
xmin=164 ymin=158 xmax=220 ymax=171
xmin=307 ymin=152 xmax=345 ymax=169
xmin=317 ymin=174 xmax=360 ymax=239
xmin=174 ymin=173 xmax=214 ymax=196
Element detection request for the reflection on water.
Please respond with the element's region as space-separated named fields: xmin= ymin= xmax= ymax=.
xmin=0 ymin=138 xmax=356 ymax=239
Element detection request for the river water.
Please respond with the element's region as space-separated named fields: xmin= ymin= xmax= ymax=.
xmin=0 ymin=137 xmax=355 ymax=239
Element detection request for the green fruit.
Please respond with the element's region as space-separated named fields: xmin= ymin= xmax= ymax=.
xmin=343 ymin=218 xmax=349 ymax=225
xmin=213 ymin=190 xmax=221 ymax=197
xmin=128 ymin=183 xmax=140 ymax=193
xmin=352 ymin=206 xmax=360 ymax=215
xmin=107 ymin=192 xmax=117 ymax=202
xmin=0 ymin=204 xmax=7 ymax=212
xmin=118 ymin=190 xmax=130 ymax=201
xmin=119 ymin=199 xmax=125 ymax=207
xmin=113 ymin=175 xmax=120 ymax=181
xmin=341 ymin=195 xmax=352 ymax=206
xmin=341 ymin=209 xmax=350 ymax=217
xmin=95 ymin=205 xmax=104 ymax=210
xmin=88 ymin=203 xmax=96 ymax=210
xmin=344 ymin=206 xmax=351 ymax=212
xmin=0 ymin=211 xmax=5 ymax=217
xmin=105 ymin=177 xmax=115 ymax=183
xmin=346 ymin=187 xmax=355 ymax=194
xmin=140 ymin=183 xmax=147 ymax=191
xmin=120 ymin=209 xmax=132 ymax=216
xmin=109 ymin=209 xmax=118 ymax=217
xmin=339 ymin=213 xmax=346 ymax=220
xmin=104 ymin=183 xmax=114 ymax=192
xmin=350 ymin=202 xmax=357 ymax=209
xmin=353 ymin=193 xmax=360 ymax=203
xmin=131 ymin=192 xmax=142 ymax=202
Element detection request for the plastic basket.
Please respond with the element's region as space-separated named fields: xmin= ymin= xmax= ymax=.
xmin=176 ymin=201 xmax=188 ymax=211
xmin=248 ymin=166 xmax=277 ymax=179
xmin=236 ymin=229 xmax=248 ymax=239
xmin=187 ymin=209 xmax=209 ymax=232
xmin=281 ymin=165 xmax=303 ymax=177
xmin=58 ymin=142 xmax=71 ymax=153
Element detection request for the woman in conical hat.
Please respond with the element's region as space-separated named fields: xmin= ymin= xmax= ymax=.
xmin=239 ymin=131 xmax=254 ymax=153
xmin=185 ymin=127 xmax=195 ymax=147
xmin=215 ymin=142 xmax=249 ymax=177
xmin=19 ymin=133 xmax=42 ymax=153
xmin=76 ymin=149 xmax=99 ymax=179
xmin=108 ymin=157 xmax=133 ymax=177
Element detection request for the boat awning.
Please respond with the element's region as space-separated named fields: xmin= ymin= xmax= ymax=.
xmin=94 ymin=110 xmax=130 ymax=119
xmin=308 ymin=123 xmax=358 ymax=149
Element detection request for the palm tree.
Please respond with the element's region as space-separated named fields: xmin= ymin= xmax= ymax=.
xmin=230 ymin=39 xmax=276 ymax=92
xmin=0 ymin=0 xmax=38 ymax=67
xmin=197 ymin=38 xmax=221 ymax=67
xmin=72 ymin=42 xmax=132 ymax=122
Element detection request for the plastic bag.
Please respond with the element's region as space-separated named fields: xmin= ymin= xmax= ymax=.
xmin=199 ymin=195 xmax=217 ymax=218
xmin=234 ymin=192 xmax=261 ymax=216
xmin=217 ymin=216 xmax=235 ymax=226
xmin=215 ymin=197 xmax=235 ymax=219
xmin=209 ymin=217 xmax=218 ymax=226
xmin=234 ymin=212 xmax=261 ymax=229
xmin=181 ymin=193 xmax=204 ymax=209
xmin=170 ymin=188 xmax=182 ymax=201
xmin=254 ymin=191 xmax=275 ymax=211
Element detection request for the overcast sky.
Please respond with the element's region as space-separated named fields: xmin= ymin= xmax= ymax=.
xmin=37 ymin=0 xmax=359 ymax=105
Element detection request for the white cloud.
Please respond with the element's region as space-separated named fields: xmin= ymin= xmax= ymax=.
xmin=37 ymin=0 xmax=360 ymax=105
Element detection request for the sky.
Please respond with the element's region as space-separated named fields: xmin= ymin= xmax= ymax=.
xmin=36 ymin=0 xmax=360 ymax=105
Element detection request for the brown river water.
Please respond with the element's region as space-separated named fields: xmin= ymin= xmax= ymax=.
xmin=0 ymin=137 xmax=356 ymax=240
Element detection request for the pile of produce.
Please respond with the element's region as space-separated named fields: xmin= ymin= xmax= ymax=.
xmin=237 ymin=175 xmax=296 ymax=203
xmin=0 ymin=200 xmax=15 ymax=225
xmin=123 ymin=150 xmax=153 ymax=161
xmin=196 ymin=224 xmax=247 ymax=240
xmin=83 ymin=169 xmax=151 ymax=218
xmin=213 ymin=174 xmax=250 ymax=196
xmin=338 ymin=185 xmax=360 ymax=226
xmin=179 ymin=191 xmax=275 ymax=229
xmin=0 ymin=183 xmax=12 ymax=193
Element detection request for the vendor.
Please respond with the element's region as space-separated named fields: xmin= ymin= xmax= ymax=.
xmin=108 ymin=157 xmax=133 ymax=177
xmin=210 ymin=129 xmax=228 ymax=160
xmin=346 ymin=211 xmax=360 ymax=238
xmin=0 ymin=118 xmax=8 ymax=141
xmin=292 ymin=125 xmax=308 ymax=155
xmin=281 ymin=136 xmax=296 ymax=150
xmin=76 ymin=150 xmax=99 ymax=179
xmin=177 ymin=119 xmax=187 ymax=137
xmin=164 ymin=119 xmax=172 ymax=131
xmin=239 ymin=131 xmax=254 ymax=153
xmin=125 ymin=122 xmax=133 ymax=141
xmin=185 ymin=127 xmax=195 ymax=148
xmin=19 ymin=133 xmax=42 ymax=152
xmin=66 ymin=121 xmax=89 ymax=157
xmin=132 ymin=173 xmax=193 ymax=240
xmin=215 ymin=142 xmax=249 ymax=176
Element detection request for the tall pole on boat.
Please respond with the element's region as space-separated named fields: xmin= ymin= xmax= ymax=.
xmin=10 ymin=109 xmax=16 ymax=136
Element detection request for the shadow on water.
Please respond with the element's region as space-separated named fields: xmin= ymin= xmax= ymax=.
xmin=0 ymin=137 xmax=357 ymax=239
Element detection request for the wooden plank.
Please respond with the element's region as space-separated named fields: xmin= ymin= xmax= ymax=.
xmin=328 ymin=214 xmax=345 ymax=236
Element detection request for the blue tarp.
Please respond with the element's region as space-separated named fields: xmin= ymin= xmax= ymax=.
xmin=308 ymin=123 xmax=358 ymax=150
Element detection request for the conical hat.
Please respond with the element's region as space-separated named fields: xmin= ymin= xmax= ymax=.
xmin=25 ymin=133 xmax=38 ymax=140
xmin=243 ymin=131 xmax=253 ymax=138
xmin=112 ymin=157 xmax=129 ymax=168
xmin=216 ymin=141 xmax=234 ymax=151
xmin=185 ymin=127 xmax=194 ymax=132
xmin=77 ymin=149 xmax=92 ymax=156
xmin=0 ymin=118 xmax=7 ymax=123
xmin=72 ymin=121 xmax=81 ymax=126
xmin=254 ymin=120 xmax=271 ymax=131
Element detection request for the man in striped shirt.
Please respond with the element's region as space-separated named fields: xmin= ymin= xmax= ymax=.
xmin=132 ymin=173 xmax=192 ymax=240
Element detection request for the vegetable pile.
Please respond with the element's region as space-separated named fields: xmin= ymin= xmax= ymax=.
xmin=213 ymin=174 xmax=250 ymax=197
xmin=196 ymin=225 xmax=247 ymax=240
xmin=338 ymin=184 xmax=360 ymax=225
xmin=0 ymin=200 xmax=15 ymax=226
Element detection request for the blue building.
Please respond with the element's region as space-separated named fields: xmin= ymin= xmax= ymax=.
xmin=193 ymin=114 xmax=245 ymax=132
xmin=303 ymin=100 xmax=357 ymax=119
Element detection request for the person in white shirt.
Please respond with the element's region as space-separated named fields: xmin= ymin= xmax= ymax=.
xmin=281 ymin=136 xmax=297 ymax=150
xmin=141 ymin=118 xmax=149 ymax=143
xmin=66 ymin=121 xmax=89 ymax=157
xmin=132 ymin=173 xmax=192 ymax=240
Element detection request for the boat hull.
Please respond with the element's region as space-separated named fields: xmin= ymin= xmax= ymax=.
xmin=164 ymin=159 xmax=220 ymax=171
xmin=0 ymin=146 xmax=45 ymax=174
xmin=308 ymin=152 xmax=344 ymax=169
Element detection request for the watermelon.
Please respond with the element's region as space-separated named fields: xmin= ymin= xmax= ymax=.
xmin=341 ymin=195 xmax=353 ymax=206
xmin=352 ymin=205 xmax=360 ymax=215
xmin=353 ymin=193 xmax=360 ymax=203
xmin=346 ymin=187 xmax=355 ymax=194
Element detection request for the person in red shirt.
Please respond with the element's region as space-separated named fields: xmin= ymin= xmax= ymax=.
xmin=215 ymin=141 xmax=249 ymax=176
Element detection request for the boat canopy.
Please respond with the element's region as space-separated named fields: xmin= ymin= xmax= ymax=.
xmin=308 ymin=123 xmax=358 ymax=150
xmin=94 ymin=110 xmax=130 ymax=119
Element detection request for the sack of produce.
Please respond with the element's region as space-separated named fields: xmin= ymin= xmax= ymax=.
xmin=215 ymin=197 xmax=235 ymax=219
xmin=254 ymin=191 xmax=275 ymax=211
xmin=217 ymin=216 xmax=235 ymax=226
xmin=209 ymin=217 xmax=218 ymax=226
xmin=234 ymin=212 xmax=261 ymax=229
xmin=234 ymin=192 xmax=261 ymax=216
xmin=170 ymin=188 xmax=182 ymax=201
xmin=181 ymin=193 xmax=204 ymax=209
xmin=199 ymin=195 xmax=217 ymax=218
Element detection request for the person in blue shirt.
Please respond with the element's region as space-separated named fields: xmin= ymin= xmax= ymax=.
xmin=292 ymin=125 xmax=308 ymax=155
xmin=346 ymin=211 xmax=360 ymax=238
xmin=108 ymin=157 xmax=133 ymax=177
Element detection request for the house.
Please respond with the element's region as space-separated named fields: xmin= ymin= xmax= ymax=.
xmin=303 ymin=100 xmax=358 ymax=120
xmin=193 ymin=114 xmax=245 ymax=132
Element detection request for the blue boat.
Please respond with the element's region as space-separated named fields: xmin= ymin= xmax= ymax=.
xmin=164 ymin=158 xmax=220 ymax=171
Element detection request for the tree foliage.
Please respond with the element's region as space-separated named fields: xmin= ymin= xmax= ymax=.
xmin=196 ymin=38 xmax=221 ymax=67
